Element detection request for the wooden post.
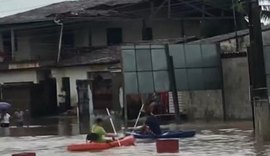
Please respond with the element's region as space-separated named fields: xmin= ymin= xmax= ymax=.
xmin=121 ymin=47 xmax=128 ymax=131
xmin=0 ymin=84 xmax=2 ymax=100
xmin=123 ymin=86 xmax=128 ymax=131
xmin=168 ymin=0 xmax=171 ymax=18
xmin=247 ymin=0 xmax=269 ymax=140
xmin=11 ymin=29 xmax=15 ymax=60
xmin=247 ymin=47 xmax=255 ymax=133
xmin=150 ymin=1 xmax=155 ymax=14
xmin=165 ymin=44 xmax=180 ymax=122
xmin=12 ymin=153 xmax=36 ymax=156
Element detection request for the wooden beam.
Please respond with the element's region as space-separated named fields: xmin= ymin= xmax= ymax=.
xmin=10 ymin=29 xmax=15 ymax=60
xmin=151 ymin=0 xmax=168 ymax=18
xmin=178 ymin=0 xmax=215 ymax=17
xmin=181 ymin=20 xmax=185 ymax=38
xmin=168 ymin=0 xmax=171 ymax=18
xmin=200 ymin=3 xmax=206 ymax=39
xmin=150 ymin=1 xmax=155 ymax=14
xmin=65 ymin=16 xmax=234 ymax=21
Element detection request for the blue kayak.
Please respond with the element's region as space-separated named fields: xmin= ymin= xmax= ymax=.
xmin=126 ymin=130 xmax=196 ymax=139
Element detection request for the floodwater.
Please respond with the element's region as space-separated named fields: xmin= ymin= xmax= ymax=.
xmin=0 ymin=116 xmax=270 ymax=156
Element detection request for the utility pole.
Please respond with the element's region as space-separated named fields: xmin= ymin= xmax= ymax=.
xmin=248 ymin=0 xmax=270 ymax=141
xmin=248 ymin=0 xmax=267 ymax=98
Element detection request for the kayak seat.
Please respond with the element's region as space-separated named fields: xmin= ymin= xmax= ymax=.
xmin=86 ymin=133 xmax=99 ymax=142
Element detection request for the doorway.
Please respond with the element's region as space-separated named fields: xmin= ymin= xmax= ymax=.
xmin=61 ymin=77 xmax=71 ymax=112
xmin=91 ymin=73 xmax=113 ymax=110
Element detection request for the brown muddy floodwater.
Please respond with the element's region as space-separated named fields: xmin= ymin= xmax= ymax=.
xmin=0 ymin=116 xmax=270 ymax=156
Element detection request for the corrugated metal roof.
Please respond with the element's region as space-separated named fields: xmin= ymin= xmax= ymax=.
xmin=189 ymin=24 xmax=270 ymax=44
xmin=0 ymin=0 xmax=145 ymax=25
xmin=0 ymin=0 xmax=235 ymax=26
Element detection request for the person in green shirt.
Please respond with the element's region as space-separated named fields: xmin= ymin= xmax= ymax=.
xmin=87 ymin=118 xmax=117 ymax=143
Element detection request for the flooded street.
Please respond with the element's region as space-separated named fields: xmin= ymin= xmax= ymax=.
xmin=0 ymin=117 xmax=270 ymax=156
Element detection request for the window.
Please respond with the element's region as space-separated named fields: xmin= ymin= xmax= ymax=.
xmin=142 ymin=27 xmax=153 ymax=40
xmin=62 ymin=30 xmax=74 ymax=48
xmin=2 ymin=31 xmax=12 ymax=61
xmin=106 ymin=28 xmax=122 ymax=45
xmin=88 ymin=29 xmax=92 ymax=46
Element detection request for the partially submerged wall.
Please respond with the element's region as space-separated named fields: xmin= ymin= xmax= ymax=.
xmin=181 ymin=90 xmax=224 ymax=120
xmin=222 ymin=57 xmax=252 ymax=119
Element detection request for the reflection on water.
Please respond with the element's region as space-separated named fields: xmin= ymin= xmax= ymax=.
xmin=0 ymin=117 xmax=270 ymax=156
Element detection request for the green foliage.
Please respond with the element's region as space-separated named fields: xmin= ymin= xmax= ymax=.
xmin=204 ymin=0 xmax=232 ymax=9
xmin=205 ymin=0 xmax=270 ymax=19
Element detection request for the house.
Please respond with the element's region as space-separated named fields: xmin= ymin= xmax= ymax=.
xmin=0 ymin=0 xmax=235 ymax=118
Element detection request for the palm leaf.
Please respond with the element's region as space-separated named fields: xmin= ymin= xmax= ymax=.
xmin=204 ymin=0 xmax=270 ymax=24
xmin=259 ymin=0 xmax=270 ymax=21
xmin=261 ymin=10 xmax=270 ymax=20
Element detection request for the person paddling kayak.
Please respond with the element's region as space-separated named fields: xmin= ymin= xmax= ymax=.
xmin=141 ymin=110 xmax=162 ymax=135
xmin=135 ymin=103 xmax=161 ymax=135
xmin=87 ymin=118 xmax=117 ymax=143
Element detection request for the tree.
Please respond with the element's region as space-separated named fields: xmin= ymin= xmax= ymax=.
xmin=200 ymin=0 xmax=270 ymax=37
xmin=259 ymin=0 xmax=270 ymax=21
xmin=206 ymin=0 xmax=270 ymax=22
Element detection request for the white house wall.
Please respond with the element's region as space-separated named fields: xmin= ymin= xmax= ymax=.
xmin=29 ymin=28 xmax=58 ymax=60
xmin=91 ymin=22 xmax=107 ymax=46
xmin=51 ymin=65 xmax=108 ymax=107
xmin=90 ymin=20 xmax=199 ymax=46
xmin=148 ymin=20 xmax=200 ymax=39
xmin=74 ymin=26 xmax=90 ymax=47
xmin=0 ymin=70 xmax=37 ymax=84
xmin=183 ymin=20 xmax=201 ymax=36
xmin=150 ymin=20 xmax=182 ymax=39
xmin=90 ymin=20 xmax=142 ymax=46
xmin=8 ymin=20 xmax=200 ymax=61
xmin=15 ymin=30 xmax=31 ymax=61
xmin=14 ymin=28 xmax=58 ymax=61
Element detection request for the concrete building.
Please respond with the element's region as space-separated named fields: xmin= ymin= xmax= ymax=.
xmin=0 ymin=0 xmax=236 ymax=118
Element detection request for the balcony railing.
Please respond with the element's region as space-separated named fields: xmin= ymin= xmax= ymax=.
xmin=60 ymin=46 xmax=109 ymax=59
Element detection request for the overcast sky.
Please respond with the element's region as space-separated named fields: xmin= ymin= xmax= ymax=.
xmin=0 ymin=0 xmax=75 ymax=17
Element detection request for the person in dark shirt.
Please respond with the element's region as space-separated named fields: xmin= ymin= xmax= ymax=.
xmin=144 ymin=112 xmax=162 ymax=135
xmin=141 ymin=102 xmax=162 ymax=135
